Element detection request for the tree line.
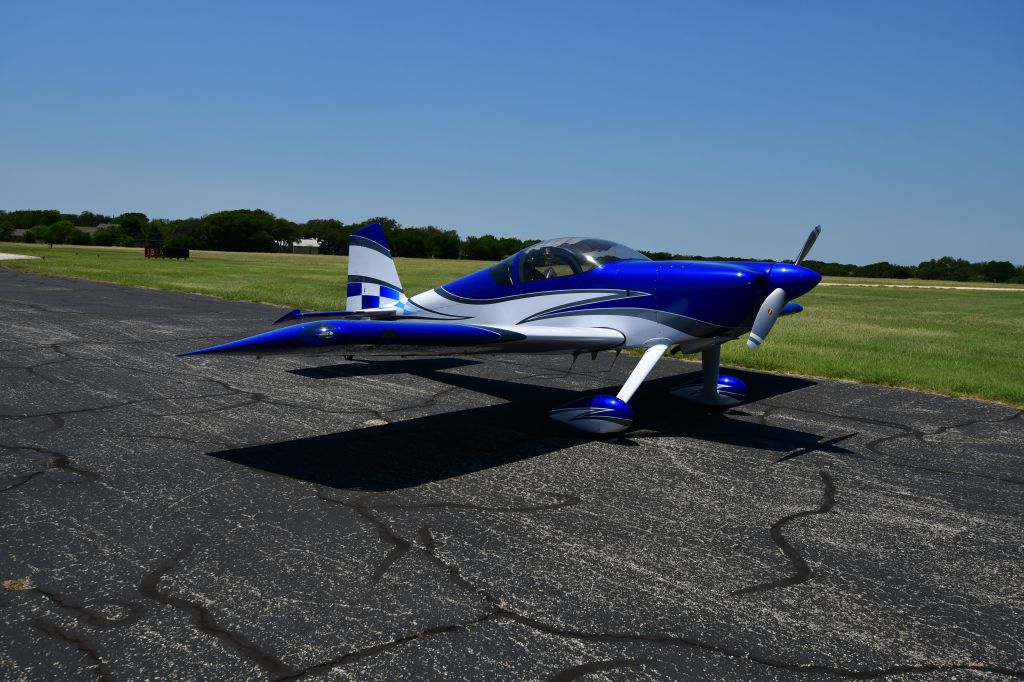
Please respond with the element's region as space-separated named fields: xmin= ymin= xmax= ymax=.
xmin=1 ymin=208 xmax=1021 ymax=282
xmin=638 ymin=250 xmax=1023 ymax=283
xmin=0 ymin=209 xmax=539 ymax=261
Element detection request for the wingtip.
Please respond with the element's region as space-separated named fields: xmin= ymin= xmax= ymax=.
xmin=176 ymin=347 xmax=215 ymax=357
xmin=273 ymin=309 xmax=301 ymax=324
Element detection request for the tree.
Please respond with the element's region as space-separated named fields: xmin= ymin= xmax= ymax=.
xmin=856 ymin=262 xmax=911 ymax=279
xmin=916 ymin=257 xmax=975 ymax=281
xmin=67 ymin=227 xmax=92 ymax=245
xmin=46 ymin=220 xmax=77 ymax=244
xmin=269 ymin=218 xmax=299 ymax=250
xmin=639 ymin=250 xmax=676 ymax=261
xmin=163 ymin=218 xmax=201 ymax=248
xmin=1 ymin=210 xmax=61 ymax=234
xmin=462 ymin=235 xmax=502 ymax=260
xmin=24 ymin=226 xmax=48 ymax=243
xmin=114 ymin=212 xmax=149 ymax=238
xmin=390 ymin=227 xmax=429 ymax=258
xmin=93 ymin=225 xmax=129 ymax=246
xmin=981 ymin=260 xmax=1016 ymax=283
xmin=76 ymin=211 xmax=111 ymax=227
xmin=196 ymin=209 xmax=287 ymax=251
xmin=423 ymin=226 xmax=461 ymax=259
xmin=302 ymin=219 xmax=346 ymax=254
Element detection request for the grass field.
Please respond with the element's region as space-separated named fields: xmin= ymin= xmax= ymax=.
xmin=0 ymin=242 xmax=486 ymax=312
xmin=3 ymin=242 xmax=1023 ymax=406
xmin=820 ymin=276 xmax=1024 ymax=289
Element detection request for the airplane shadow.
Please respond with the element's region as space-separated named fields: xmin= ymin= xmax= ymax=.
xmin=208 ymin=357 xmax=852 ymax=491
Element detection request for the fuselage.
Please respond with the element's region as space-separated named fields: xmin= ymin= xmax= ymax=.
xmin=406 ymin=254 xmax=820 ymax=353
xmin=180 ymin=235 xmax=821 ymax=358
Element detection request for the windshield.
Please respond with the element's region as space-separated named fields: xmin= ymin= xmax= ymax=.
xmin=517 ymin=237 xmax=648 ymax=282
xmin=488 ymin=237 xmax=648 ymax=285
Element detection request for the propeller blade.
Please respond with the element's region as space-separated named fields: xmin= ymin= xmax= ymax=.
xmin=794 ymin=225 xmax=821 ymax=266
xmin=747 ymin=287 xmax=787 ymax=350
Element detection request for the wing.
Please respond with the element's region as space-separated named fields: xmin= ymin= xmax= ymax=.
xmin=179 ymin=319 xmax=625 ymax=356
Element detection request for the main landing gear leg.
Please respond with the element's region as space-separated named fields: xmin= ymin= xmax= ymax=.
xmin=549 ymin=344 xmax=668 ymax=434
xmin=670 ymin=344 xmax=748 ymax=406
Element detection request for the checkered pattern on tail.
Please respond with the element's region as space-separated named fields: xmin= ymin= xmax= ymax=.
xmin=345 ymin=223 xmax=406 ymax=312
xmin=346 ymin=282 xmax=403 ymax=311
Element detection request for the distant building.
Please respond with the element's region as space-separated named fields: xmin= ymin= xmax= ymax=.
xmin=277 ymin=237 xmax=321 ymax=255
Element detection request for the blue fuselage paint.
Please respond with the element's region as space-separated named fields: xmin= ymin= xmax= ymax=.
xmin=433 ymin=258 xmax=819 ymax=332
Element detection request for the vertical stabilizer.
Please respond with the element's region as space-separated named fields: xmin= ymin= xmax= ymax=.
xmin=346 ymin=224 xmax=405 ymax=311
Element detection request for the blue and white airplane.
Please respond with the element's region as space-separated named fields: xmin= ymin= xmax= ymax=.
xmin=182 ymin=224 xmax=822 ymax=434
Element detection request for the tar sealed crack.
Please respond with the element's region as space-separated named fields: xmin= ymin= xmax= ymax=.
xmin=287 ymin=520 xmax=1024 ymax=680
xmin=17 ymin=584 xmax=146 ymax=630
xmin=0 ymin=443 xmax=99 ymax=492
xmin=763 ymin=403 xmax=1024 ymax=485
xmin=139 ymin=539 xmax=291 ymax=676
xmin=733 ymin=469 xmax=836 ymax=596
xmin=33 ymin=617 xmax=112 ymax=681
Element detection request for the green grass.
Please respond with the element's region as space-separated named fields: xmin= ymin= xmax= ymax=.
xmin=714 ymin=286 xmax=1024 ymax=406
xmin=821 ymin=275 xmax=1024 ymax=289
xmin=3 ymin=241 xmax=1023 ymax=406
xmin=0 ymin=242 xmax=489 ymax=312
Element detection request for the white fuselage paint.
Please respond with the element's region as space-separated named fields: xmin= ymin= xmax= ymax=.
xmin=406 ymin=288 xmax=734 ymax=353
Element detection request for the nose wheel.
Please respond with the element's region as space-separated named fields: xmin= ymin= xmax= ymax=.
xmin=670 ymin=345 xmax=748 ymax=406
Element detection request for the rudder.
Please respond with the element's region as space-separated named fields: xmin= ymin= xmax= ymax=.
xmin=346 ymin=223 xmax=405 ymax=311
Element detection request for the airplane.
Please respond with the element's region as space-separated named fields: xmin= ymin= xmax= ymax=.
xmin=181 ymin=224 xmax=822 ymax=434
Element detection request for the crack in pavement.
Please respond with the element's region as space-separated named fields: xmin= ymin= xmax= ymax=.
xmin=27 ymin=587 xmax=146 ymax=629
xmin=0 ymin=443 xmax=99 ymax=492
xmin=0 ymin=390 xmax=245 ymax=421
xmin=32 ymin=617 xmax=112 ymax=681
xmin=733 ymin=470 xmax=837 ymax=596
xmin=138 ymin=540 xmax=291 ymax=676
xmin=776 ymin=434 xmax=858 ymax=463
xmin=314 ymin=488 xmax=583 ymax=582
xmin=349 ymin=503 xmax=414 ymax=582
xmin=760 ymin=404 xmax=1024 ymax=485
xmin=371 ymin=492 xmax=582 ymax=513
xmin=276 ymin=612 xmax=498 ymax=680
xmin=148 ymin=395 xmax=267 ymax=418
xmin=0 ymin=344 xmax=80 ymax=385
xmin=319 ymin=489 xmax=581 ymax=515
xmin=293 ymin=520 xmax=1024 ymax=680
xmin=114 ymin=431 xmax=237 ymax=449
xmin=864 ymin=411 xmax=1024 ymax=485
xmin=380 ymin=383 xmax=462 ymax=418
xmin=548 ymin=658 xmax=656 ymax=681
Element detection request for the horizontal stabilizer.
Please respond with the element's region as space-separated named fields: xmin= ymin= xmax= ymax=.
xmin=274 ymin=308 xmax=398 ymax=324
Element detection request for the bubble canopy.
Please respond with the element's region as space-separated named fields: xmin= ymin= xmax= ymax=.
xmin=490 ymin=237 xmax=650 ymax=284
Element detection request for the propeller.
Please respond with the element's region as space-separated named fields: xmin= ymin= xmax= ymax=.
xmin=747 ymin=225 xmax=822 ymax=350
xmin=747 ymin=287 xmax=786 ymax=350
xmin=795 ymin=225 xmax=821 ymax=266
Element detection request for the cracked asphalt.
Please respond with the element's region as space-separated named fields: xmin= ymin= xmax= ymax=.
xmin=1 ymin=268 xmax=1022 ymax=681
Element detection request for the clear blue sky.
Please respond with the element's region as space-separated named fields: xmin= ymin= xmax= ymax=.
xmin=1 ymin=1 xmax=1021 ymax=265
